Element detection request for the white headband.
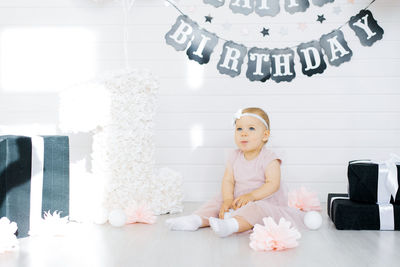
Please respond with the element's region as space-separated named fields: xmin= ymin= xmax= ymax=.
xmin=233 ymin=109 xmax=269 ymax=130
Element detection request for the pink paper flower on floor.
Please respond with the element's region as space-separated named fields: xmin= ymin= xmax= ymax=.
xmin=249 ymin=217 xmax=301 ymax=252
xmin=288 ymin=186 xmax=322 ymax=212
xmin=125 ymin=205 xmax=156 ymax=224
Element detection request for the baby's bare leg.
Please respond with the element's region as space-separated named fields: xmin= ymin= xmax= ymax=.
xmin=233 ymin=216 xmax=253 ymax=232
xmin=200 ymin=217 xmax=210 ymax=227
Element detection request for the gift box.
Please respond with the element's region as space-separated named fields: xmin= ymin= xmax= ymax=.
xmin=348 ymin=160 xmax=400 ymax=204
xmin=327 ymin=193 xmax=400 ymax=230
xmin=0 ymin=135 xmax=69 ymax=238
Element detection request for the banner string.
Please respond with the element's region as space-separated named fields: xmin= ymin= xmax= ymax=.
xmin=165 ymin=0 xmax=377 ymax=48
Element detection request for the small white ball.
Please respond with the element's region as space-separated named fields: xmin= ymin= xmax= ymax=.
xmin=304 ymin=211 xmax=323 ymax=230
xmin=108 ymin=209 xmax=127 ymax=227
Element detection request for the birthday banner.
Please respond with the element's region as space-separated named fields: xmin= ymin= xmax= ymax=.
xmin=164 ymin=1 xmax=383 ymax=83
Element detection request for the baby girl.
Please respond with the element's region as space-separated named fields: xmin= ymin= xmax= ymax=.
xmin=166 ymin=107 xmax=305 ymax=237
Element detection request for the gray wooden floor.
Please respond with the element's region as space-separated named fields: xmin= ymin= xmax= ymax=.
xmin=1 ymin=202 xmax=399 ymax=267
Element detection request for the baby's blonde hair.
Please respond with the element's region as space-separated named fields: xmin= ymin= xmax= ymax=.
xmin=241 ymin=107 xmax=270 ymax=143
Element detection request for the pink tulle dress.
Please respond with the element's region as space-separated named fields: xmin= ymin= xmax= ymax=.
xmin=193 ymin=146 xmax=306 ymax=231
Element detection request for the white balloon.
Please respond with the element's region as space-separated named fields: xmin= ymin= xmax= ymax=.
xmin=304 ymin=211 xmax=323 ymax=230
xmin=108 ymin=209 xmax=127 ymax=227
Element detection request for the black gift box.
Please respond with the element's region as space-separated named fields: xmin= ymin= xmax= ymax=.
xmin=0 ymin=135 xmax=69 ymax=238
xmin=327 ymin=193 xmax=400 ymax=230
xmin=347 ymin=161 xmax=400 ymax=204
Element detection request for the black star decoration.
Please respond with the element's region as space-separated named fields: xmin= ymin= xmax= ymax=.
xmin=205 ymin=14 xmax=213 ymax=23
xmin=261 ymin=27 xmax=269 ymax=37
xmin=317 ymin=14 xmax=326 ymax=23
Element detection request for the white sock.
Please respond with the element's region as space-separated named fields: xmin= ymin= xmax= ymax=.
xmin=209 ymin=217 xmax=239 ymax=237
xmin=165 ymin=214 xmax=202 ymax=231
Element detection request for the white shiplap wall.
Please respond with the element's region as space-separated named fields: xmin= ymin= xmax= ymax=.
xmin=0 ymin=0 xmax=399 ymax=202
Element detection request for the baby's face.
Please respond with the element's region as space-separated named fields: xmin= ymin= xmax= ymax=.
xmin=234 ymin=116 xmax=269 ymax=153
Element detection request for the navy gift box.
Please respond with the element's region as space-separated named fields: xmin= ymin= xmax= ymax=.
xmin=0 ymin=135 xmax=69 ymax=238
xmin=327 ymin=193 xmax=400 ymax=230
xmin=348 ymin=161 xmax=400 ymax=204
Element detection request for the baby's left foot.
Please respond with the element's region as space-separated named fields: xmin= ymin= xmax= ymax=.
xmin=209 ymin=217 xmax=239 ymax=238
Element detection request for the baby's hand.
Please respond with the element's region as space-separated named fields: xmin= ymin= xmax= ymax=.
xmin=219 ymin=201 xmax=233 ymax=219
xmin=232 ymin=193 xmax=255 ymax=210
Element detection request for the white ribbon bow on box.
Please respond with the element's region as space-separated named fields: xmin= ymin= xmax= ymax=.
xmin=30 ymin=136 xmax=45 ymax=234
xmin=380 ymin=153 xmax=400 ymax=204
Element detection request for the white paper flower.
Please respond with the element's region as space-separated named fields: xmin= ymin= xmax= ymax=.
xmin=0 ymin=217 xmax=18 ymax=253
xmin=29 ymin=211 xmax=69 ymax=237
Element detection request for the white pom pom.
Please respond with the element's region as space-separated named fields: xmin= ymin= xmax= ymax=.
xmin=93 ymin=207 xmax=109 ymax=225
xmin=108 ymin=209 xmax=126 ymax=227
xmin=304 ymin=211 xmax=322 ymax=230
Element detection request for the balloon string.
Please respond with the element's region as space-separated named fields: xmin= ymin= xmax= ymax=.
xmin=165 ymin=0 xmax=184 ymax=15
xmin=122 ymin=0 xmax=134 ymax=70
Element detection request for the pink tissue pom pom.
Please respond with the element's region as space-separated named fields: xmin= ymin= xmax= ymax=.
xmin=125 ymin=205 xmax=156 ymax=224
xmin=249 ymin=217 xmax=301 ymax=252
xmin=288 ymin=186 xmax=322 ymax=212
